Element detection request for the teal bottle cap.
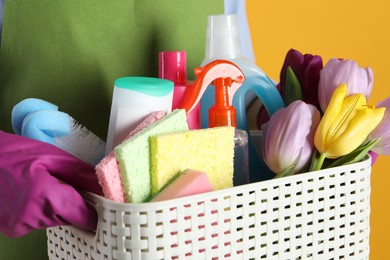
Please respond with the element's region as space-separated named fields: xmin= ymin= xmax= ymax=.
xmin=115 ymin=77 xmax=174 ymax=97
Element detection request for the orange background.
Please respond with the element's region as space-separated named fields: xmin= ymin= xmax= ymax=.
xmin=246 ymin=0 xmax=390 ymax=258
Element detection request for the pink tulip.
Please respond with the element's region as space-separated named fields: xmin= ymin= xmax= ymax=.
xmin=262 ymin=100 xmax=321 ymax=177
xmin=318 ymin=58 xmax=373 ymax=112
xmin=368 ymin=97 xmax=390 ymax=154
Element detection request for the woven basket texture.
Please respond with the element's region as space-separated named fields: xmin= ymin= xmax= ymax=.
xmin=47 ymin=158 xmax=371 ymax=259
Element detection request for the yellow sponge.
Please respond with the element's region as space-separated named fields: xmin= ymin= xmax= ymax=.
xmin=115 ymin=109 xmax=189 ymax=203
xmin=149 ymin=126 xmax=235 ymax=196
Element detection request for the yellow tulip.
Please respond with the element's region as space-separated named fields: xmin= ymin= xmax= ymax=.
xmin=314 ymin=84 xmax=385 ymax=162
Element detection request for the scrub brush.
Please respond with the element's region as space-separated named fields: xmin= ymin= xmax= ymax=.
xmin=12 ymin=98 xmax=105 ymax=166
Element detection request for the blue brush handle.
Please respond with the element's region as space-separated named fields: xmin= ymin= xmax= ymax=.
xmin=21 ymin=110 xmax=71 ymax=145
xmin=12 ymin=98 xmax=58 ymax=135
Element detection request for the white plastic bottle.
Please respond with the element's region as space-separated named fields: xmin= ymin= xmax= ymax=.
xmin=105 ymin=77 xmax=173 ymax=154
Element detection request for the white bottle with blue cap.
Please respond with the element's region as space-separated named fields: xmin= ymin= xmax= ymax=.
xmin=105 ymin=77 xmax=174 ymax=154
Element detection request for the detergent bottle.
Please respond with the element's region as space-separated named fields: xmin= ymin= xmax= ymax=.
xmin=200 ymin=14 xmax=285 ymax=182
xmin=180 ymin=60 xmax=249 ymax=186
xmin=105 ymin=77 xmax=173 ymax=154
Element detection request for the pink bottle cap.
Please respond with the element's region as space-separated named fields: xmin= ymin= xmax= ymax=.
xmin=158 ymin=50 xmax=200 ymax=129
xmin=159 ymin=51 xmax=187 ymax=86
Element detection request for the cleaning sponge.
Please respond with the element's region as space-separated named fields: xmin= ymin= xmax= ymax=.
xmin=149 ymin=126 xmax=235 ymax=197
xmin=115 ymin=109 xmax=189 ymax=203
xmin=95 ymin=111 xmax=165 ymax=202
xmin=151 ymin=169 xmax=214 ymax=202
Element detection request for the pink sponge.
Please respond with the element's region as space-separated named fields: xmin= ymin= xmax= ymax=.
xmin=95 ymin=111 xmax=165 ymax=202
xmin=151 ymin=169 xmax=214 ymax=202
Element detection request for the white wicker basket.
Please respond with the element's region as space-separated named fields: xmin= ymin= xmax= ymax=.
xmin=47 ymin=157 xmax=371 ymax=259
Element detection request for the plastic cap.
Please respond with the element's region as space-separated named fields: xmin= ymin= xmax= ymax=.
xmin=205 ymin=14 xmax=242 ymax=60
xmin=159 ymin=51 xmax=187 ymax=86
xmin=114 ymin=77 xmax=173 ymax=97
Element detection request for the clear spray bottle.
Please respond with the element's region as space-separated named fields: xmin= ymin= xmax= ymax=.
xmin=179 ymin=60 xmax=249 ymax=186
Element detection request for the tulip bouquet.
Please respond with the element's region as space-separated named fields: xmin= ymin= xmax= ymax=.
xmin=260 ymin=49 xmax=390 ymax=178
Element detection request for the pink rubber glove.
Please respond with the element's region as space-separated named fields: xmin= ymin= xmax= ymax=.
xmin=0 ymin=131 xmax=103 ymax=238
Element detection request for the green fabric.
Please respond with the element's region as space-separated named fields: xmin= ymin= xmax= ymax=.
xmin=0 ymin=0 xmax=223 ymax=259
xmin=0 ymin=0 xmax=223 ymax=139
xmin=0 ymin=232 xmax=47 ymax=260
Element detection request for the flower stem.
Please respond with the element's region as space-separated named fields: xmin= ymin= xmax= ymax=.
xmin=312 ymin=152 xmax=326 ymax=171
xmin=274 ymin=165 xmax=295 ymax=179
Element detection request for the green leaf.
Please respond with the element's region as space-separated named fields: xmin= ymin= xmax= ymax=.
xmin=327 ymin=138 xmax=380 ymax=168
xmin=285 ymin=66 xmax=303 ymax=105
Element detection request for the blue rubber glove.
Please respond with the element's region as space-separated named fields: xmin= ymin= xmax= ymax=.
xmin=0 ymin=130 xmax=103 ymax=238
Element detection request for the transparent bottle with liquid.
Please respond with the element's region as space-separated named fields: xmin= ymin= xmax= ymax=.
xmin=208 ymin=77 xmax=249 ymax=186
xmin=233 ymin=129 xmax=249 ymax=186
xmin=200 ymin=14 xmax=283 ymax=129
xmin=200 ymin=14 xmax=284 ymax=182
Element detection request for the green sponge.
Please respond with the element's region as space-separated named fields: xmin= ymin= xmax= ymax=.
xmin=115 ymin=109 xmax=189 ymax=203
xmin=150 ymin=126 xmax=235 ymax=197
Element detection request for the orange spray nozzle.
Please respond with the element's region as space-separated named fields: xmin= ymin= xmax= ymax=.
xmin=179 ymin=60 xmax=245 ymax=128
xmin=209 ymin=77 xmax=239 ymax=127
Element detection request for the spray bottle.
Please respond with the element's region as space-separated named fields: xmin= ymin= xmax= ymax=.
xmin=180 ymin=59 xmax=249 ymax=186
xmin=200 ymin=14 xmax=285 ymax=182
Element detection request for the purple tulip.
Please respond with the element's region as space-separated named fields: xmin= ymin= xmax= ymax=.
xmin=256 ymin=49 xmax=322 ymax=129
xmin=262 ymin=100 xmax=321 ymax=177
xmin=280 ymin=49 xmax=323 ymax=107
xmin=318 ymin=58 xmax=373 ymax=112
xmin=368 ymin=97 xmax=390 ymax=154
xmin=368 ymin=151 xmax=378 ymax=166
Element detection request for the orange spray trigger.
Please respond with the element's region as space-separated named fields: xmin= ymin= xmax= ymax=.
xmin=231 ymin=75 xmax=245 ymax=84
xmin=194 ymin=67 xmax=203 ymax=76
xmin=179 ymin=60 xmax=245 ymax=123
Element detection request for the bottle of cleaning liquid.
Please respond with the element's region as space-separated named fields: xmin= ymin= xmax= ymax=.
xmin=200 ymin=14 xmax=285 ymax=182
xmin=180 ymin=60 xmax=249 ymax=186
xmin=158 ymin=50 xmax=200 ymax=129
xmin=105 ymin=77 xmax=173 ymax=154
